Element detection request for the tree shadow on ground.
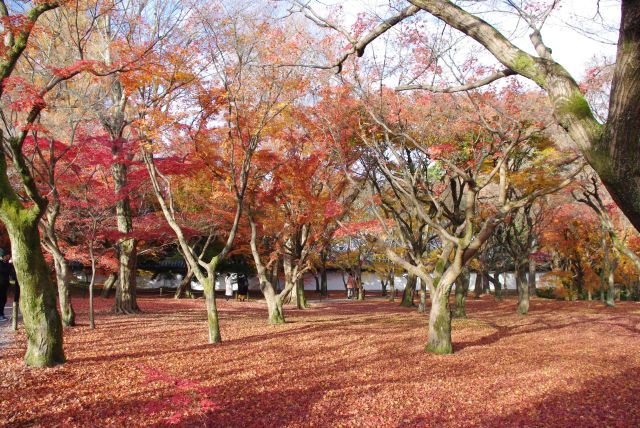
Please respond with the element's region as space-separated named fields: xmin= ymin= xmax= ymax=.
xmin=402 ymin=365 xmax=640 ymax=427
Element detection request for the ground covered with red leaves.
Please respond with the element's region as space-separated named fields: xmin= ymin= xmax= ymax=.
xmin=1 ymin=294 xmax=640 ymax=427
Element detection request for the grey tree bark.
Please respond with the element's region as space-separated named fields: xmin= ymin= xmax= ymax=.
xmin=401 ymin=273 xmax=417 ymax=307
xmin=101 ymin=273 xmax=117 ymax=298
xmin=516 ymin=261 xmax=530 ymax=315
xmin=453 ymin=268 xmax=470 ymax=318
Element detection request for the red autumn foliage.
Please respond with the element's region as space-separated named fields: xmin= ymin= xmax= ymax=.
xmin=1 ymin=296 xmax=640 ymax=426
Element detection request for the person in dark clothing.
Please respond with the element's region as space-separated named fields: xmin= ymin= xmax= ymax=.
xmin=0 ymin=249 xmax=16 ymax=322
xmin=237 ymin=273 xmax=249 ymax=302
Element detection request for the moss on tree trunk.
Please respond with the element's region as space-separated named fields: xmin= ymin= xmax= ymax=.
xmin=426 ymin=285 xmax=453 ymax=355
xmin=265 ymin=289 xmax=285 ymax=324
xmin=401 ymin=273 xmax=417 ymax=307
xmin=10 ymin=222 xmax=65 ymax=366
xmin=296 ymin=277 xmax=309 ymax=309
xmin=203 ymin=275 xmax=221 ymax=343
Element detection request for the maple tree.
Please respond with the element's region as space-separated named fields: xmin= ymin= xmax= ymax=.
xmin=358 ymin=82 xmax=581 ymax=353
xmin=294 ymin=0 xmax=640 ymax=235
xmin=0 ymin=0 xmax=108 ymax=367
xmin=90 ymin=0 xmax=195 ymax=314
xmin=2 ymin=5 xmax=640 ymax=409
xmin=574 ymin=173 xmax=640 ymax=305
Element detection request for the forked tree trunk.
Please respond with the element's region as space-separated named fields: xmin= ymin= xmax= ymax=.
xmin=101 ymin=273 xmax=117 ymax=298
xmin=263 ymin=285 xmax=285 ymax=324
xmin=426 ymin=283 xmax=454 ymax=355
xmin=516 ymin=262 xmax=530 ymax=315
xmin=53 ymin=255 xmax=75 ymax=327
xmin=282 ymin=279 xmax=294 ymax=305
xmin=175 ymin=268 xmax=194 ymax=299
xmin=380 ymin=277 xmax=387 ymax=296
xmin=454 ymin=269 xmax=470 ymax=318
xmin=401 ymin=273 xmax=417 ymax=307
xmin=8 ymin=222 xmax=65 ymax=367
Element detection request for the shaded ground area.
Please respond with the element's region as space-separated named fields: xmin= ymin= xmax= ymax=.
xmin=1 ymin=295 xmax=639 ymax=427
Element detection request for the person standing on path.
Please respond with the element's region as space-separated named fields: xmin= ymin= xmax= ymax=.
xmin=224 ymin=274 xmax=233 ymax=301
xmin=346 ymin=273 xmax=355 ymax=299
xmin=0 ymin=249 xmax=16 ymax=322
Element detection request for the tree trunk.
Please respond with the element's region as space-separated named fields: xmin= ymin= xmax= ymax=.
xmin=516 ymin=262 xmax=530 ymax=315
xmin=354 ymin=258 xmax=364 ymax=301
xmin=101 ymin=273 xmax=117 ymax=298
xmin=473 ymin=271 xmax=483 ymax=299
xmin=320 ymin=264 xmax=328 ymax=297
xmin=482 ymin=272 xmax=491 ymax=294
xmin=282 ymin=278 xmax=294 ymax=305
xmin=296 ymin=276 xmax=309 ymax=309
xmin=528 ymin=257 xmax=537 ymax=296
xmin=264 ymin=286 xmax=285 ymax=324
xmin=418 ymin=277 xmax=427 ymax=313
xmin=454 ymin=269 xmax=470 ymax=318
xmin=112 ymin=159 xmax=139 ymax=314
xmin=11 ymin=298 xmax=18 ymax=331
xmin=388 ymin=272 xmax=396 ymax=302
xmin=493 ymin=272 xmax=503 ymax=300
xmin=409 ymin=0 xmax=640 ymax=230
xmin=203 ymin=272 xmax=221 ymax=343
xmin=401 ymin=273 xmax=417 ymax=307
xmin=606 ymin=260 xmax=617 ymax=307
xmin=114 ymin=237 xmax=139 ymax=314
xmin=314 ymin=274 xmax=320 ymax=292
xmin=596 ymin=0 xmax=640 ymax=231
xmin=601 ymin=222 xmax=616 ymax=307
xmin=380 ymin=278 xmax=387 ymax=297
xmin=53 ymin=256 xmax=75 ymax=327
xmin=269 ymin=258 xmax=280 ymax=292
xmin=175 ymin=268 xmax=194 ymax=299
xmin=89 ymin=247 xmax=96 ymax=330
xmin=8 ymin=222 xmax=65 ymax=367
xmin=426 ymin=283 xmax=453 ymax=355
